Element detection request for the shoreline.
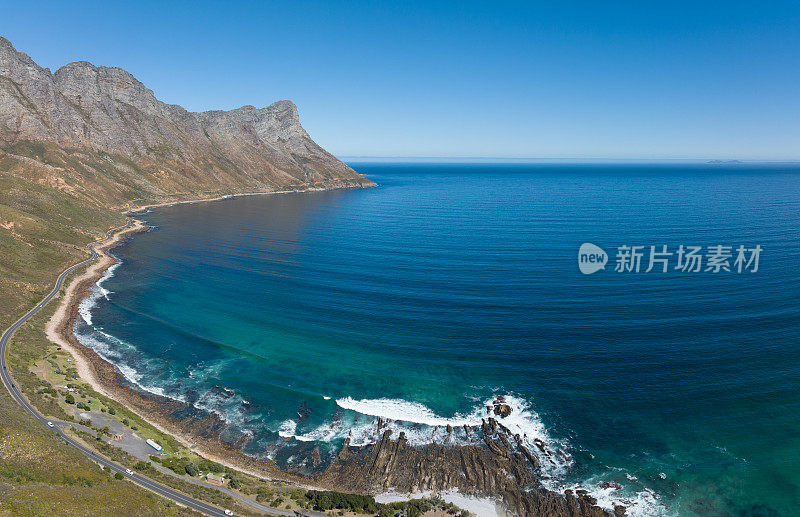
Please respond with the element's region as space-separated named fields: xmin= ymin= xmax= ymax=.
xmin=43 ymin=191 xmax=617 ymax=517
xmin=124 ymin=183 xmax=374 ymax=215
xmin=44 ymin=211 xmax=318 ymax=488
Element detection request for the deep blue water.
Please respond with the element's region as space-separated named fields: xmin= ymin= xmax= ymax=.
xmin=79 ymin=163 xmax=800 ymax=516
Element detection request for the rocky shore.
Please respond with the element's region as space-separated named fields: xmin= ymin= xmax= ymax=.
xmin=315 ymin=403 xmax=616 ymax=517
xmin=47 ymin=223 xmax=619 ymax=517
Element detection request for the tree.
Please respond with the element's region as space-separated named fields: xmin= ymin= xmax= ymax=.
xmin=114 ymin=472 xmax=124 ymax=480
xmin=161 ymin=457 xmax=187 ymax=475
xmin=199 ymin=459 xmax=224 ymax=473
xmin=185 ymin=462 xmax=199 ymax=477
xmin=64 ymin=393 xmax=75 ymax=404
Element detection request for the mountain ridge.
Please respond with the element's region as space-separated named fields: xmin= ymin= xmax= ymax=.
xmin=0 ymin=35 xmax=374 ymax=206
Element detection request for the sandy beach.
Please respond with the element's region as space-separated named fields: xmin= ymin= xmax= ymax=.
xmin=44 ymin=201 xmax=324 ymax=489
xmin=39 ymin=194 xmax=615 ymax=517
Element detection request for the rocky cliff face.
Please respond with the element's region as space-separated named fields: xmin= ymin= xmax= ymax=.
xmin=0 ymin=36 xmax=373 ymax=206
xmin=317 ymin=419 xmax=617 ymax=517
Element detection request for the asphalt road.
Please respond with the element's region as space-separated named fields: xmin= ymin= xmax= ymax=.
xmin=0 ymin=220 xmax=238 ymax=516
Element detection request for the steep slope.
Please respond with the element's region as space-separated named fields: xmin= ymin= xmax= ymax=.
xmin=0 ymin=36 xmax=373 ymax=209
xmin=0 ymin=36 xmax=372 ymax=515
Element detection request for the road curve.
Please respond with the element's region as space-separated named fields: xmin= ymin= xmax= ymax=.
xmin=0 ymin=220 xmax=236 ymax=517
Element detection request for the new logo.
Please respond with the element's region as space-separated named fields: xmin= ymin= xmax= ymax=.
xmin=578 ymin=243 xmax=607 ymax=274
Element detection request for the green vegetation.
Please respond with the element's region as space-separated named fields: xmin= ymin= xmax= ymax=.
xmin=305 ymin=490 xmax=382 ymax=513
xmin=199 ymin=458 xmax=224 ymax=473
xmin=302 ymin=491 xmax=472 ymax=517
xmin=0 ymin=155 xmax=207 ymax=514
xmin=227 ymin=474 xmax=242 ymax=489
xmin=162 ymin=456 xmax=195 ymax=476
xmin=0 ymin=141 xmax=464 ymax=516
xmin=0 ymin=364 xmax=194 ymax=515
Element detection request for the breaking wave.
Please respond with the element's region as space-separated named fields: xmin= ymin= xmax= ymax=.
xmin=77 ymin=261 xmax=120 ymax=325
xmin=74 ymin=263 xmax=669 ymax=516
xmin=280 ymin=395 xmax=671 ymax=516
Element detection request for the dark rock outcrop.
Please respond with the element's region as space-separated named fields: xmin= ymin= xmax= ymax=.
xmin=317 ymin=425 xmax=614 ymax=517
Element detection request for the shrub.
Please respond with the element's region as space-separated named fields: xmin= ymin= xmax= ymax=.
xmin=199 ymin=459 xmax=225 ymax=473
xmin=304 ymin=491 xmax=379 ymax=513
xmin=114 ymin=472 xmax=124 ymax=480
xmin=256 ymin=487 xmax=274 ymax=503
xmin=161 ymin=457 xmax=188 ymax=475
xmin=185 ymin=462 xmax=199 ymax=477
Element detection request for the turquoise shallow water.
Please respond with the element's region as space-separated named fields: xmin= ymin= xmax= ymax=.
xmin=78 ymin=163 xmax=800 ymax=516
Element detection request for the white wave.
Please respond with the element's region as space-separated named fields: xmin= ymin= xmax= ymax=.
xmin=278 ymin=419 xmax=297 ymax=438
xmin=76 ymin=260 xmax=121 ymax=325
xmin=553 ymin=477 xmax=673 ymax=517
xmin=74 ymin=329 xmax=123 ymax=361
xmin=278 ymin=394 xmax=570 ymax=484
xmin=336 ymin=397 xmax=482 ymax=427
xmin=115 ymin=362 xmax=144 ymax=384
xmin=77 ymin=287 xmax=100 ymax=325
xmin=330 ymin=394 xmax=672 ymax=515
xmin=97 ymin=262 xmax=120 ymax=291
xmin=323 ymin=395 xmax=331 ymax=400
xmin=75 ymin=328 xmax=183 ymax=402
xmin=294 ymin=418 xmax=348 ymax=443
xmin=336 ymin=395 xmax=561 ymax=453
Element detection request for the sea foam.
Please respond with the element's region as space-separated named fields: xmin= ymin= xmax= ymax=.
xmin=77 ymin=260 xmax=120 ymax=325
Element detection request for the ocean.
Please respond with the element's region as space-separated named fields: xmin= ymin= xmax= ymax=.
xmin=76 ymin=162 xmax=800 ymax=516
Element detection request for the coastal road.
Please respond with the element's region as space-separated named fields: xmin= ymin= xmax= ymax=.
xmin=0 ymin=220 xmax=245 ymax=517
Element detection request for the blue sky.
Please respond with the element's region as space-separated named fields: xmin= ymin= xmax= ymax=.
xmin=3 ymin=1 xmax=799 ymax=159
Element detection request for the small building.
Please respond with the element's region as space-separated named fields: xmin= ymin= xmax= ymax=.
xmin=206 ymin=473 xmax=224 ymax=486
xmin=146 ymin=438 xmax=163 ymax=452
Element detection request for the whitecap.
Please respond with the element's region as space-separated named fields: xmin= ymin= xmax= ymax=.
xmin=278 ymin=419 xmax=297 ymax=438
xmin=77 ymin=260 xmax=121 ymax=325
xmin=335 ymin=396 xmax=481 ymax=427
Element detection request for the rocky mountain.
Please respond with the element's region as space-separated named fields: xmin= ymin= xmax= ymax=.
xmin=0 ymin=36 xmax=373 ymax=207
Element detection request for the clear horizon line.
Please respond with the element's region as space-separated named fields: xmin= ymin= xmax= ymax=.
xmin=338 ymin=155 xmax=800 ymax=163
